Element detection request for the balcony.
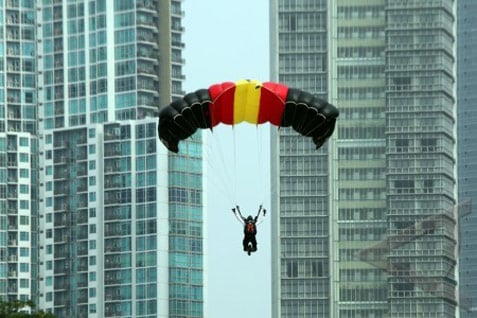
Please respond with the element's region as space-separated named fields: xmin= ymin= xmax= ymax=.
xmin=7 ymin=176 xmax=18 ymax=183
xmin=8 ymin=271 xmax=17 ymax=278
xmin=137 ymin=1 xmax=157 ymax=12
xmin=7 ymin=191 xmax=18 ymax=198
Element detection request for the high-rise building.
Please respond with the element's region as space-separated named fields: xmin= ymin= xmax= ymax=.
xmin=270 ymin=0 xmax=458 ymax=317
xmin=457 ymin=1 xmax=477 ymax=317
xmin=270 ymin=1 xmax=332 ymax=316
xmin=1 ymin=0 xmax=204 ymax=317
xmin=331 ymin=2 xmax=387 ymax=317
xmin=38 ymin=119 xmax=204 ymax=317
xmin=0 ymin=0 xmax=39 ymax=303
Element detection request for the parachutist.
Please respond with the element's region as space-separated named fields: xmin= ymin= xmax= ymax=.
xmin=232 ymin=205 xmax=266 ymax=255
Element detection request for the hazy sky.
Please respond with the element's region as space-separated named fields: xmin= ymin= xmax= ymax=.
xmin=182 ymin=1 xmax=272 ymax=317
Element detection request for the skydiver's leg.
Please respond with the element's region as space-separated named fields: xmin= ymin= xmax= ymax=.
xmin=243 ymin=236 xmax=248 ymax=251
xmin=251 ymin=236 xmax=257 ymax=251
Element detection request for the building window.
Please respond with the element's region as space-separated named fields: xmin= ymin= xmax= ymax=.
xmin=20 ymin=216 xmax=29 ymax=225
xmin=20 ymin=200 xmax=29 ymax=209
xmin=20 ymin=169 xmax=29 ymax=178
xmin=421 ymin=138 xmax=437 ymax=152
xmin=20 ymin=232 xmax=29 ymax=241
xmin=19 ymin=137 xmax=28 ymax=146
xmin=20 ymin=184 xmax=29 ymax=194
xmin=20 ymin=248 xmax=29 ymax=257
xmin=20 ymin=263 xmax=29 ymax=272
xmin=20 ymin=279 xmax=29 ymax=288
xmin=394 ymin=180 xmax=415 ymax=194
xmin=286 ymin=261 xmax=298 ymax=278
xmin=423 ymin=179 xmax=434 ymax=193
xmin=395 ymin=139 xmax=408 ymax=152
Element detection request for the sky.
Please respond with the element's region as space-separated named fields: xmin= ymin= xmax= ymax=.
xmin=182 ymin=1 xmax=272 ymax=317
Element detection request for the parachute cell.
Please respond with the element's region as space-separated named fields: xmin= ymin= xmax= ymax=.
xmin=158 ymin=79 xmax=339 ymax=153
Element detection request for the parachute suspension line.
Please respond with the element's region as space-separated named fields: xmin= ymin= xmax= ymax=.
xmin=206 ymin=130 xmax=235 ymax=208
xmin=255 ymin=125 xmax=266 ymax=206
xmin=232 ymin=124 xmax=238 ymax=206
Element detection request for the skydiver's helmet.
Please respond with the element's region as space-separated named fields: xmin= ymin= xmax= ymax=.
xmin=247 ymin=215 xmax=254 ymax=222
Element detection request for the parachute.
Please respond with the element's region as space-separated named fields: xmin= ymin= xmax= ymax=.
xmin=158 ymin=79 xmax=339 ymax=153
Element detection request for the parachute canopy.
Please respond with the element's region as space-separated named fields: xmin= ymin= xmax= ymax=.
xmin=158 ymin=79 xmax=339 ymax=153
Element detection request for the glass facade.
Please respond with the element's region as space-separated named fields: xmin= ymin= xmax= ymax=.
xmin=333 ymin=1 xmax=388 ymax=316
xmin=39 ymin=0 xmax=160 ymax=128
xmin=35 ymin=0 xmax=204 ymax=317
xmin=39 ymin=120 xmax=175 ymax=317
xmin=168 ymin=135 xmax=204 ymax=317
xmin=386 ymin=1 xmax=457 ymax=317
xmin=271 ymin=0 xmax=458 ymax=317
xmin=0 ymin=0 xmax=39 ymax=304
xmin=40 ymin=127 xmax=89 ymax=317
xmin=1 ymin=0 xmax=204 ymax=316
xmin=385 ymin=1 xmax=457 ymax=316
xmin=0 ymin=133 xmax=38 ymax=302
xmin=270 ymin=0 xmax=332 ymax=317
xmin=457 ymin=1 xmax=477 ymax=317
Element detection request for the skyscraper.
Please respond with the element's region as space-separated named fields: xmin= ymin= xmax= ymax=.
xmin=270 ymin=0 xmax=458 ymax=317
xmin=1 ymin=0 xmax=204 ymax=317
xmin=0 ymin=0 xmax=39 ymax=303
xmin=457 ymin=1 xmax=477 ymax=317
xmin=270 ymin=1 xmax=331 ymax=316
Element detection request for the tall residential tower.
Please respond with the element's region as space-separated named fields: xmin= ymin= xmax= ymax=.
xmin=270 ymin=0 xmax=458 ymax=317
xmin=0 ymin=0 xmax=39 ymax=303
xmin=7 ymin=0 xmax=206 ymax=317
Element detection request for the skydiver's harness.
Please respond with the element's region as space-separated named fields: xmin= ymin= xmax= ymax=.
xmin=245 ymin=221 xmax=257 ymax=235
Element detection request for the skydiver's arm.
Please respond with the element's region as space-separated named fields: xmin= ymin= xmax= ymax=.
xmin=255 ymin=204 xmax=264 ymax=221
xmin=232 ymin=206 xmax=245 ymax=224
xmin=255 ymin=206 xmax=267 ymax=224
xmin=236 ymin=205 xmax=246 ymax=220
